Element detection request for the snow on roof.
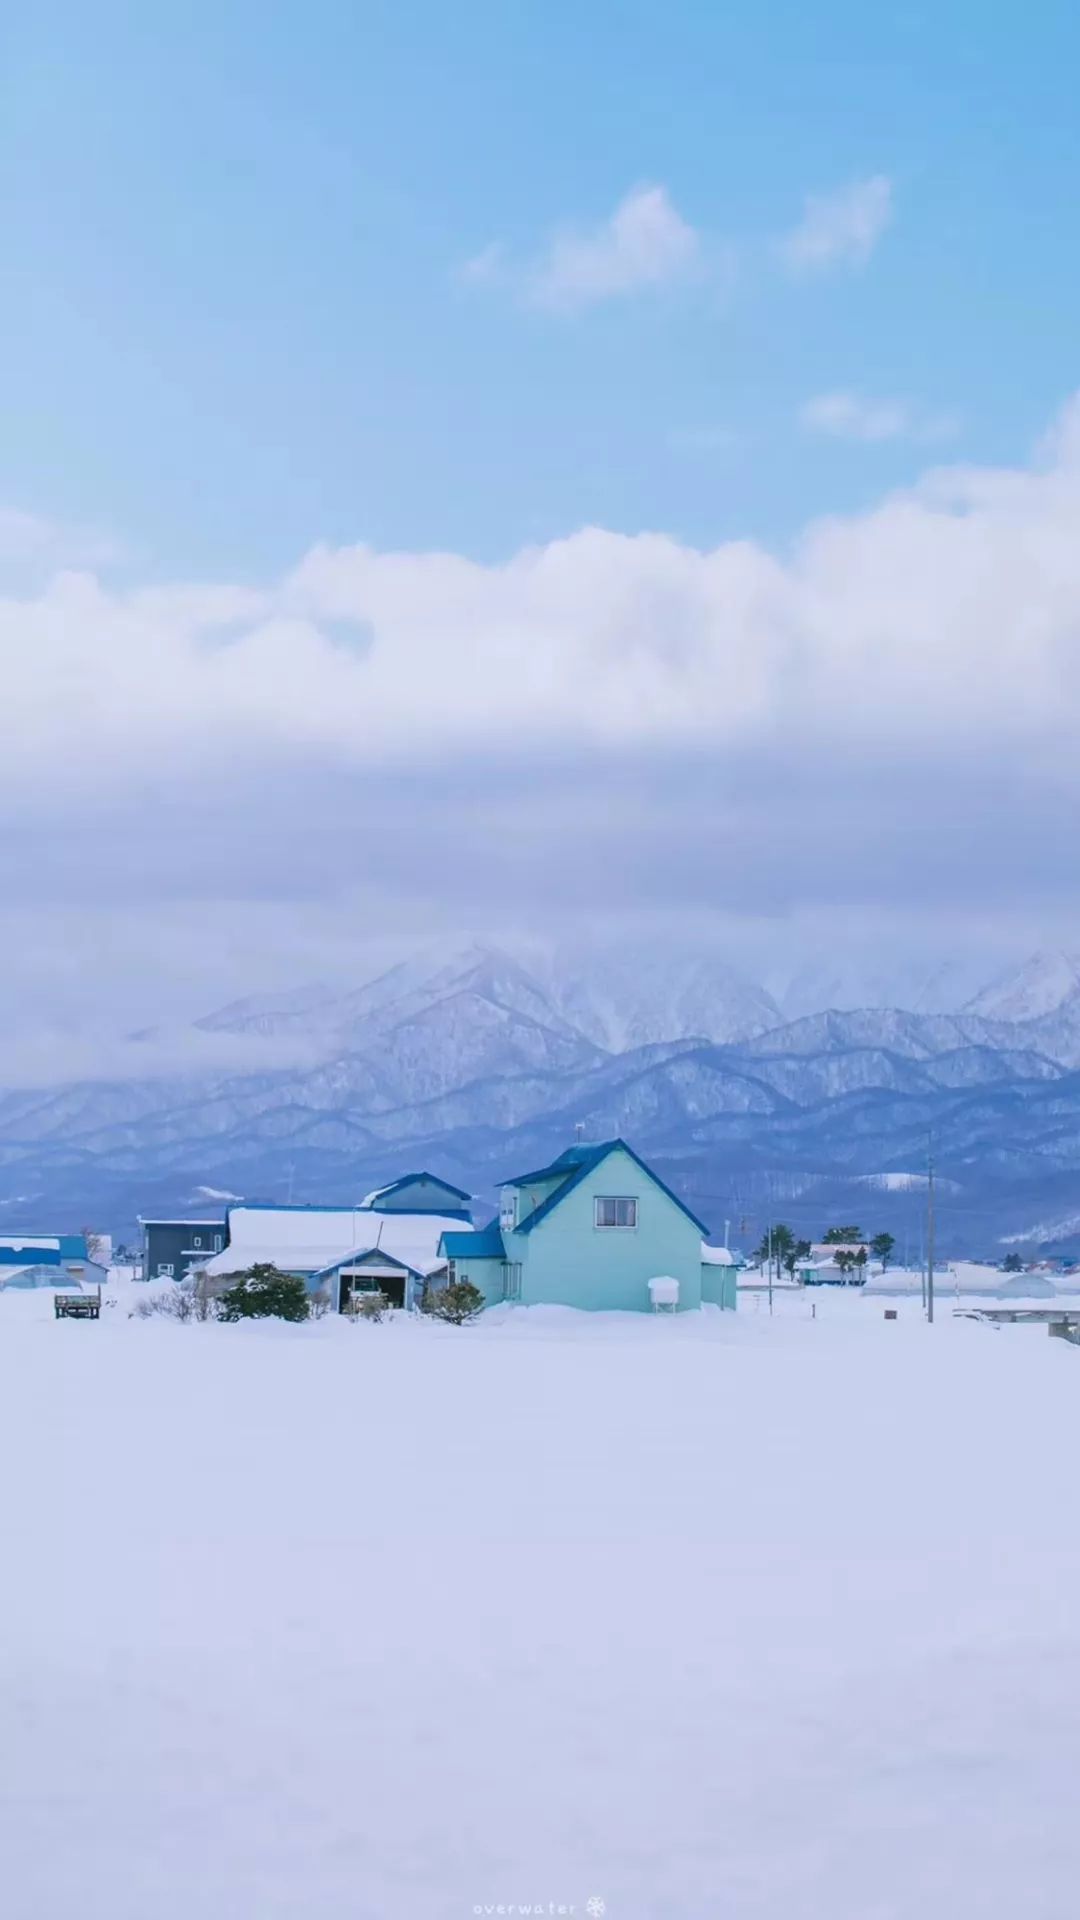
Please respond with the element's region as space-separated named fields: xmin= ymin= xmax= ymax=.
xmin=138 ymin=1218 xmax=226 ymax=1228
xmin=701 ymin=1244 xmax=735 ymax=1265
xmin=200 ymin=1205 xmax=477 ymax=1280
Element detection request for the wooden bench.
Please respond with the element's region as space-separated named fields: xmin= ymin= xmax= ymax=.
xmin=54 ymin=1293 xmax=101 ymax=1320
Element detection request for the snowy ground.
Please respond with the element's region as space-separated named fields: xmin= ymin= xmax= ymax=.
xmin=4 ymin=1286 xmax=1080 ymax=1918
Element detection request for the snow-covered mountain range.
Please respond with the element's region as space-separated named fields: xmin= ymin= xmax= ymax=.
xmin=7 ymin=941 xmax=1080 ymax=1252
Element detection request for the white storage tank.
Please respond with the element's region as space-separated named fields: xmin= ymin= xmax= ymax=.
xmin=648 ymin=1274 xmax=680 ymax=1312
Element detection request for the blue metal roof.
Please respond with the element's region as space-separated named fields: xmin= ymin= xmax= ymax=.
xmin=439 ymin=1220 xmax=505 ymax=1260
xmin=503 ymin=1143 xmax=608 ymax=1187
xmin=505 ymin=1138 xmax=711 ymax=1238
xmin=367 ymin=1172 xmax=473 ymax=1209
xmin=0 ymin=1240 xmax=62 ymax=1266
xmin=374 ymin=1205 xmax=472 ymax=1221
xmin=310 ymin=1245 xmax=421 ymax=1281
xmin=0 ymin=1236 xmax=102 ymax=1269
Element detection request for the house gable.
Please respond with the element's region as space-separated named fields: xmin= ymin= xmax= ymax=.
xmin=506 ymin=1139 xmax=709 ymax=1238
xmin=314 ymin=1246 xmax=420 ymax=1281
xmin=501 ymin=1141 xmax=708 ymax=1312
xmin=361 ymin=1173 xmax=472 ymax=1218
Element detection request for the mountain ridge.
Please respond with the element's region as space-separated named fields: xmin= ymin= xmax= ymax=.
xmin=6 ymin=941 xmax=1080 ymax=1251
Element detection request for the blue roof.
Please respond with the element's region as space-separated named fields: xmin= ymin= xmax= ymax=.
xmin=310 ymin=1245 xmax=421 ymax=1281
xmin=439 ymin=1220 xmax=505 ymax=1260
xmin=0 ymin=1238 xmax=64 ymax=1266
xmin=503 ymin=1144 xmax=609 ymax=1186
xmin=375 ymin=1204 xmax=472 ymax=1221
xmin=366 ymin=1172 xmax=472 ymax=1210
xmin=504 ymin=1138 xmax=710 ymax=1238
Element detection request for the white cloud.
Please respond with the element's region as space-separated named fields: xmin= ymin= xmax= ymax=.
xmin=0 ymin=507 xmax=124 ymax=573
xmin=800 ymin=392 xmax=959 ymax=444
xmin=9 ymin=404 xmax=1080 ymax=1058
xmin=1 ymin=396 xmax=1080 ymax=799
xmin=781 ymin=175 xmax=893 ymax=273
xmin=524 ymin=185 xmax=699 ymax=312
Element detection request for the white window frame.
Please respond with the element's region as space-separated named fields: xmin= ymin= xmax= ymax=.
xmin=213 ymin=1233 xmax=223 ymax=1251
xmin=503 ymin=1261 xmax=522 ymax=1301
xmin=157 ymin=1261 xmax=175 ymax=1277
xmin=594 ymin=1196 xmax=638 ymax=1230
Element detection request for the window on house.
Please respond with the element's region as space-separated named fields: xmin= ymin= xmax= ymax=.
xmin=157 ymin=1262 xmax=174 ymax=1277
xmin=447 ymin=1259 xmax=457 ymax=1284
xmin=499 ymin=1189 xmax=517 ymax=1230
xmin=594 ymin=1197 xmax=638 ymax=1229
xmin=213 ymin=1234 xmax=223 ymax=1251
xmin=505 ymin=1262 xmax=522 ymax=1300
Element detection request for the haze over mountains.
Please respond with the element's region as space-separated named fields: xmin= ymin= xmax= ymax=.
xmin=5 ymin=942 xmax=1080 ymax=1253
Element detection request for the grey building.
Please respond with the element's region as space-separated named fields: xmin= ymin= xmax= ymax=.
xmin=140 ymin=1218 xmax=226 ymax=1283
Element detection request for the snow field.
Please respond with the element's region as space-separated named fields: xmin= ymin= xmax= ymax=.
xmin=3 ymin=1292 xmax=1080 ymax=1917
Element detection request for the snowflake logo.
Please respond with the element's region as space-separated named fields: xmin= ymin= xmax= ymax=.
xmin=585 ymin=1901 xmax=606 ymax=1918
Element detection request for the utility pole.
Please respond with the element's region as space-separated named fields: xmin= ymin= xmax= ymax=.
xmin=767 ymin=1221 xmax=774 ymax=1317
xmin=917 ymin=1209 xmax=926 ymax=1309
xmin=926 ymin=1136 xmax=936 ymax=1325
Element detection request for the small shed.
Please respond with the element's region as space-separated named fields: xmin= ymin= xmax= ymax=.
xmin=701 ymin=1244 xmax=738 ymax=1309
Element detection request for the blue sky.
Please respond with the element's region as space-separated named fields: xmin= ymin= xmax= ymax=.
xmin=4 ymin=2 xmax=1080 ymax=1067
xmin=7 ymin=0 xmax=1080 ymax=575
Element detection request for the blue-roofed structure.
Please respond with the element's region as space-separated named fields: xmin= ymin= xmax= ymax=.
xmin=439 ymin=1219 xmax=505 ymax=1261
xmin=434 ymin=1138 xmax=732 ymax=1315
xmin=0 ymin=1234 xmax=107 ymax=1291
xmin=501 ymin=1140 xmax=709 ymax=1239
xmin=359 ymin=1173 xmax=472 ymax=1219
xmin=197 ymin=1173 xmax=478 ymax=1312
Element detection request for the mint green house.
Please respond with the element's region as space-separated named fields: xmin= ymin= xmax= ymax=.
xmin=438 ymin=1138 xmax=735 ymax=1314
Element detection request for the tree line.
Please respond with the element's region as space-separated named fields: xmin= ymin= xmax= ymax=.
xmin=751 ymin=1224 xmax=896 ymax=1285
